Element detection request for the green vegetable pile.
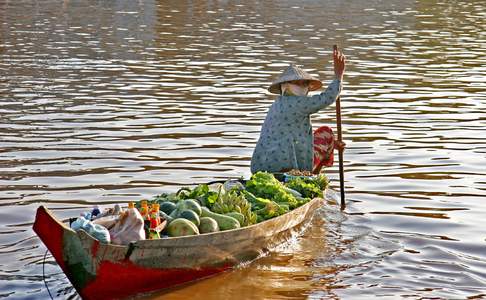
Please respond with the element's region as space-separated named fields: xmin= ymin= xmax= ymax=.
xmin=140 ymin=171 xmax=328 ymax=236
xmin=245 ymin=172 xmax=299 ymax=209
xmin=285 ymin=174 xmax=328 ymax=199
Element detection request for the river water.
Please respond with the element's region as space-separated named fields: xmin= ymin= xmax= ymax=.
xmin=1 ymin=0 xmax=485 ymax=299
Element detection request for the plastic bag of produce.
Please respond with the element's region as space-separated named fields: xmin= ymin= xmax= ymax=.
xmin=109 ymin=203 xmax=145 ymax=245
xmin=70 ymin=216 xmax=111 ymax=244
xmin=84 ymin=222 xmax=111 ymax=244
xmin=71 ymin=216 xmax=89 ymax=231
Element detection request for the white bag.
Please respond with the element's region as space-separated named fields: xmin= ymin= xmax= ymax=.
xmin=109 ymin=206 xmax=145 ymax=245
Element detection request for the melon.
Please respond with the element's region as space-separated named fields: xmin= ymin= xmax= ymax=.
xmin=167 ymin=218 xmax=199 ymax=237
xmin=224 ymin=212 xmax=245 ymax=226
xmin=179 ymin=209 xmax=200 ymax=227
xmin=180 ymin=199 xmax=202 ymax=216
xmin=160 ymin=201 xmax=177 ymax=215
xmin=201 ymin=207 xmax=240 ymax=231
xmin=199 ymin=217 xmax=219 ymax=234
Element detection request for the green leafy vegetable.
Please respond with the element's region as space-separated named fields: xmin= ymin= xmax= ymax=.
xmin=176 ymin=184 xmax=219 ymax=207
xmin=245 ymin=172 xmax=300 ymax=209
xmin=254 ymin=200 xmax=289 ymax=221
xmin=285 ymin=174 xmax=328 ymax=199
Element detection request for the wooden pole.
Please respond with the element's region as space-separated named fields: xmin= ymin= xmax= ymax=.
xmin=335 ymin=96 xmax=346 ymax=210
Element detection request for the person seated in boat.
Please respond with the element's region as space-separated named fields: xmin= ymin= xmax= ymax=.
xmin=251 ymin=46 xmax=346 ymax=174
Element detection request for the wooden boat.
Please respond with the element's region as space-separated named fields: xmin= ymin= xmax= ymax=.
xmin=33 ymin=196 xmax=324 ymax=300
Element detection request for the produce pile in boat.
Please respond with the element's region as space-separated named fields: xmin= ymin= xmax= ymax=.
xmin=70 ymin=171 xmax=328 ymax=243
xmin=139 ymin=171 xmax=328 ymax=238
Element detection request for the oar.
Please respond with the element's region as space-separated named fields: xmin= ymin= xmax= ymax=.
xmin=335 ymin=95 xmax=345 ymax=210
xmin=334 ymin=44 xmax=346 ymax=210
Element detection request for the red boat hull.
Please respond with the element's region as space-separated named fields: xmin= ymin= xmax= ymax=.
xmin=33 ymin=197 xmax=323 ymax=299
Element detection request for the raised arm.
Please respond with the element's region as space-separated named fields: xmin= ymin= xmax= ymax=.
xmin=292 ymin=80 xmax=339 ymax=115
xmin=296 ymin=46 xmax=346 ymax=115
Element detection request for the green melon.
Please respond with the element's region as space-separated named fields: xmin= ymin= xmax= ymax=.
xmin=181 ymin=199 xmax=202 ymax=216
xmin=224 ymin=212 xmax=245 ymax=226
xmin=201 ymin=207 xmax=240 ymax=231
xmin=167 ymin=218 xmax=199 ymax=237
xmin=199 ymin=217 xmax=219 ymax=234
xmin=179 ymin=209 xmax=200 ymax=227
xmin=160 ymin=201 xmax=177 ymax=215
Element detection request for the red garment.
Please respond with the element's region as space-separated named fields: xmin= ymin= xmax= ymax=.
xmin=313 ymin=126 xmax=335 ymax=173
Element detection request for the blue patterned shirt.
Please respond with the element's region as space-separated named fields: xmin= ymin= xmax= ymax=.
xmin=251 ymin=79 xmax=342 ymax=173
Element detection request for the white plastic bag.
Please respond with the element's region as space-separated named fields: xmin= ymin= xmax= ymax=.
xmin=70 ymin=216 xmax=111 ymax=244
xmin=109 ymin=206 xmax=145 ymax=245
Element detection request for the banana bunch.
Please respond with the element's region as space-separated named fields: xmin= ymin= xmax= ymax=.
xmin=211 ymin=188 xmax=257 ymax=226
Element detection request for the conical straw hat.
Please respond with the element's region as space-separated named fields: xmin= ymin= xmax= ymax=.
xmin=268 ymin=64 xmax=323 ymax=94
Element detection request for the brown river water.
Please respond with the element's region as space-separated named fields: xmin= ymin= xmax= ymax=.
xmin=1 ymin=0 xmax=485 ymax=299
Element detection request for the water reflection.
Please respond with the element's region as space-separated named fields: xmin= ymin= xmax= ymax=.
xmin=1 ymin=0 xmax=486 ymax=299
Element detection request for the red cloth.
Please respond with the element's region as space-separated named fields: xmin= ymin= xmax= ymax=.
xmin=313 ymin=126 xmax=335 ymax=173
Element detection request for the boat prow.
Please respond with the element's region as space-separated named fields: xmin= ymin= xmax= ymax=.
xmin=33 ymin=197 xmax=324 ymax=300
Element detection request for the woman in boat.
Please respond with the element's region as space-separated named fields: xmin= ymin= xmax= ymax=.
xmin=251 ymin=46 xmax=346 ymax=174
